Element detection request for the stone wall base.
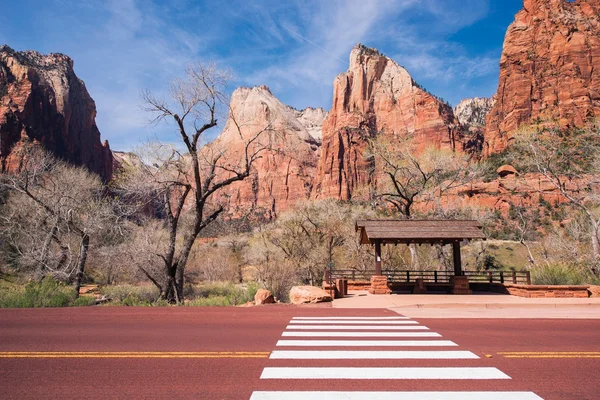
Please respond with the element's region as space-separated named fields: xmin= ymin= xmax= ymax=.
xmin=369 ymin=276 xmax=391 ymax=295
xmin=490 ymin=283 xmax=590 ymax=298
xmin=450 ymin=276 xmax=472 ymax=295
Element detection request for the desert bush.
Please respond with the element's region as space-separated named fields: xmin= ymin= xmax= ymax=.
xmin=100 ymin=284 xmax=160 ymax=305
xmin=186 ymin=282 xmax=254 ymax=305
xmin=0 ymin=277 xmax=76 ymax=308
xmin=531 ymin=263 xmax=588 ymax=285
xmin=72 ymin=296 xmax=97 ymax=307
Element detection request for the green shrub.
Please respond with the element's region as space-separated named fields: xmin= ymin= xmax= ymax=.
xmin=531 ymin=263 xmax=587 ymax=285
xmin=0 ymin=277 xmax=76 ymax=308
xmin=186 ymin=296 xmax=232 ymax=306
xmin=185 ymin=282 xmax=255 ymax=306
xmin=100 ymin=284 xmax=160 ymax=306
xmin=72 ymin=296 xmax=97 ymax=307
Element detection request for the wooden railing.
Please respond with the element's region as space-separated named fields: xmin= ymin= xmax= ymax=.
xmin=325 ymin=269 xmax=531 ymax=285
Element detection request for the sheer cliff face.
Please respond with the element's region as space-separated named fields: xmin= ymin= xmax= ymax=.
xmin=485 ymin=0 xmax=600 ymax=154
xmin=312 ymin=45 xmax=461 ymax=200
xmin=0 ymin=45 xmax=112 ymax=181
xmin=206 ymin=86 xmax=322 ymax=219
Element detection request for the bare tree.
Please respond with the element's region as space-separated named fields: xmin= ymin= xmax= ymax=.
xmin=132 ymin=63 xmax=272 ymax=303
xmin=514 ymin=122 xmax=600 ymax=276
xmin=369 ymin=136 xmax=476 ymax=218
xmin=0 ymin=147 xmax=124 ymax=295
xmin=368 ymin=136 xmax=477 ymax=266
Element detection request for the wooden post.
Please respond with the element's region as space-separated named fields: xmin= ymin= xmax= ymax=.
xmin=526 ymin=271 xmax=531 ymax=285
xmin=375 ymin=240 xmax=382 ymax=276
xmin=452 ymin=241 xmax=462 ymax=276
xmin=512 ymin=270 xmax=517 ymax=284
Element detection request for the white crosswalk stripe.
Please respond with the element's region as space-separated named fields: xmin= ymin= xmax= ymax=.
xmin=289 ymin=320 xmax=418 ymax=324
xmin=281 ymin=331 xmax=442 ymax=337
xmin=251 ymin=315 xmax=543 ymax=399
xmin=270 ymin=350 xmax=478 ymax=359
xmin=260 ymin=366 xmax=510 ymax=379
xmin=286 ymin=324 xmax=427 ymax=330
xmin=292 ymin=316 xmax=409 ymax=320
xmin=250 ymin=391 xmax=543 ymax=400
xmin=276 ymin=339 xmax=457 ymax=347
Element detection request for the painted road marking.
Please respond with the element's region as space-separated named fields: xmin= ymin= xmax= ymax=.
xmin=499 ymin=352 xmax=600 ymax=358
xmin=276 ymin=340 xmax=457 ymax=347
xmin=286 ymin=325 xmax=428 ymax=330
xmin=292 ymin=317 xmax=410 ymax=320
xmin=260 ymin=367 xmax=510 ymax=379
xmin=269 ymin=350 xmax=478 ymax=359
xmin=281 ymin=331 xmax=442 ymax=337
xmin=288 ymin=320 xmax=418 ymax=324
xmin=250 ymin=392 xmax=543 ymax=400
xmin=0 ymin=351 xmax=270 ymax=359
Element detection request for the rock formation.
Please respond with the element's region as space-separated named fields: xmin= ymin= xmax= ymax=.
xmin=455 ymin=96 xmax=496 ymax=130
xmin=0 ymin=45 xmax=112 ymax=181
xmin=291 ymin=106 xmax=327 ymax=143
xmin=312 ymin=44 xmax=462 ymax=200
xmin=455 ymin=96 xmax=496 ymax=155
xmin=206 ymin=86 xmax=322 ymax=218
xmin=485 ymin=0 xmax=600 ymax=155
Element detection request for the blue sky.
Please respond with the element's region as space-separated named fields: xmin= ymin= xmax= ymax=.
xmin=0 ymin=0 xmax=523 ymax=151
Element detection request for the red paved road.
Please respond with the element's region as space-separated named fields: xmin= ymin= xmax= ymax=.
xmin=0 ymin=306 xmax=599 ymax=399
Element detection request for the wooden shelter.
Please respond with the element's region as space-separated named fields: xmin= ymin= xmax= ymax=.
xmin=355 ymin=220 xmax=486 ymax=276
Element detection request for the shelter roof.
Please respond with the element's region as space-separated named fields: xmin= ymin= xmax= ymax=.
xmin=355 ymin=219 xmax=486 ymax=245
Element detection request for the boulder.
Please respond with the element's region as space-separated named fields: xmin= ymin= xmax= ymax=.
xmin=289 ymin=286 xmax=333 ymax=305
xmin=254 ymin=288 xmax=275 ymax=305
xmin=497 ymin=164 xmax=518 ymax=178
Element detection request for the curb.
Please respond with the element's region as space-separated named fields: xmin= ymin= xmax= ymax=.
xmin=393 ymin=303 xmax=600 ymax=309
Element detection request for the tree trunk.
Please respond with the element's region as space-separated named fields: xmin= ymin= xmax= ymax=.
xmin=36 ymin=222 xmax=59 ymax=281
xmin=590 ymin=219 xmax=600 ymax=276
xmin=73 ymin=234 xmax=89 ymax=298
xmin=409 ymin=244 xmax=419 ymax=269
xmin=520 ymin=239 xmax=536 ymax=268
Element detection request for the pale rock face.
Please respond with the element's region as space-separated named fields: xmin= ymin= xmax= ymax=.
xmin=205 ymin=86 xmax=321 ymax=218
xmin=485 ymin=0 xmax=600 ymax=155
xmin=312 ymin=44 xmax=461 ymax=200
xmin=454 ymin=96 xmax=496 ymax=128
xmin=112 ymin=151 xmax=144 ymax=171
xmin=0 ymin=45 xmax=112 ymax=181
xmin=292 ymin=106 xmax=327 ymax=142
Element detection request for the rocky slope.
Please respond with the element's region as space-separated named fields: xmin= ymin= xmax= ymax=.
xmin=0 ymin=45 xmax=112 ymax=181
xmin=455 ymin=97 xmax=496 ymax=129
xmin=485 ymin=0 xmax=600 ymax=154
xmin=454 ymin=96 xmax=496 ymax=155
xmin=312 ymin=44 xmax=462 ymax=200
xmin=206 ymin=86 xmax=322 ymax=218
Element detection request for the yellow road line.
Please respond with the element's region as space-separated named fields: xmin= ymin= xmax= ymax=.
xmin=498 ymin=351 xmax=600 ymax=359
xmin=498 ymin=352 xmax=600 ymax=354
xmin=503 ymin=355 xmax=600 ymax=358
xmin=0 ymin=351 xmax=270 ymax=359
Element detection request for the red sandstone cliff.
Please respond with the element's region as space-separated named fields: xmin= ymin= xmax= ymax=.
xmin=0 ymin=45 xmax=112 ymax=181
xmin=206 ymin=86 xmax=324 ymax=219
xmin=312 ymin=44 xmax=462 ymax=200
xmin=485 ymin=0 xmax=600 ymax=154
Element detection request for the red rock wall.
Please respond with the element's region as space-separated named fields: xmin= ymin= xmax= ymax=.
xmin=485 ymin=0 xmax=600 ymax=155
xmin=0 ymin=45 xmax=112 ymax=181
xmin=313 ymin=45 xmax=461 ymax=200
